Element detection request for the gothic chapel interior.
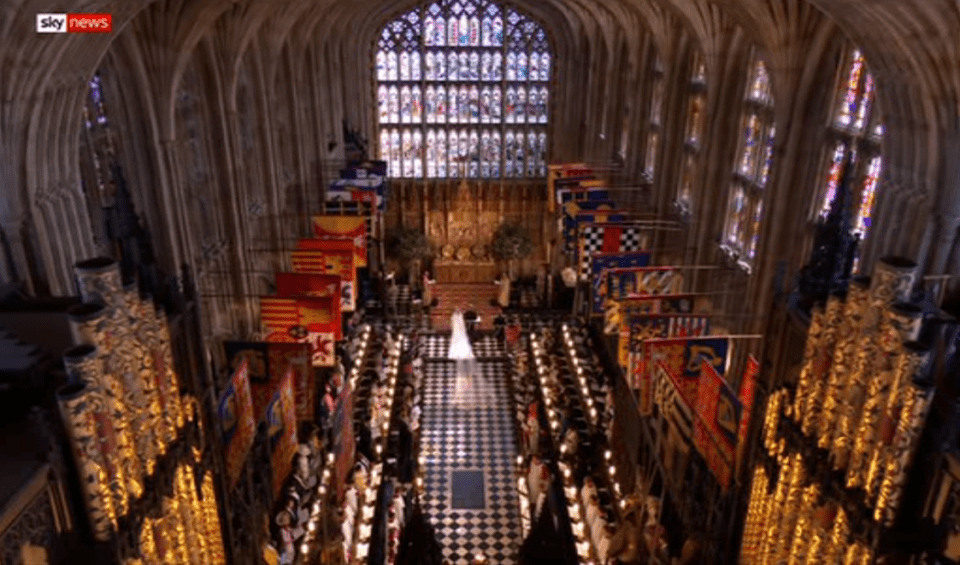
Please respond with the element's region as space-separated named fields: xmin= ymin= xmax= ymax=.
xmin=3 ymin=0 xmax=960 ymax=564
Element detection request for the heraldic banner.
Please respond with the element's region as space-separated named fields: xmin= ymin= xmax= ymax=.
xmin=260 ymin=296 xmax=339 ymax=366
xmin=270 ymin=343 xmax=315 ymax=423
xmin=693 ymin=362 xmax=741 ymax=490
xmin=547 ymin=163 xmax=594 ymax=212
xmin=636 ymin=336 xmax=730 ymax=416
xmin=607 ymin=267 xmax=684 ymax=302
xmin=219 ymin=357 xmax=256 ymax=488
xmin=292 ymin=239 xmax=356 ymax=312
xmin=224 ymin=341 xmax=273 ymax=423
xmin=312 ymin=215 xmax=368 ymax=268
xmin=224 ymin=341 xmax=316 ymax=424
xmin=275 ymin=272 xmax=341 ymax=300
xmin=267 ymin=368 xmax=298 ymax=498
xmin=591 ymin=252 xmax=652 ymax=314
xmin=737 ymin=354 xmax=759 ymax=474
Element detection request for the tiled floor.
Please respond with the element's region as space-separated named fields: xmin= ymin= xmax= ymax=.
xmin=419 ymin=335 xmax=522 ymax=565
xmin=420 ymin=334 xmax=506 ymax=360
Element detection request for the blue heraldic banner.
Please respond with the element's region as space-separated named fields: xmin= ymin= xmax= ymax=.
xmin=682 ymin=337 xmax=729 ymax=379
xmin=327 ymin=177 xmax=386 ymax=211
xmin=592 ymin=252 xmax=652 ymax=313
xmin=561 ymin=200 xmax=618 ymax=252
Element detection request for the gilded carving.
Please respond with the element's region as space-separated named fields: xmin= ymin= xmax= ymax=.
xmin=0 ymin=487 xmax=59 ymax=565
xmin=57 ymin=381 xmax=116 ymax=541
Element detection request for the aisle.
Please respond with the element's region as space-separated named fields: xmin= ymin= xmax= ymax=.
xmin=419 ymin=334 xmax=522 ymax=565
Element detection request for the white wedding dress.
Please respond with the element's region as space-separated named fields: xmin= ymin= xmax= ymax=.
xmin=449 ymin=310 xmax=476 ymax=405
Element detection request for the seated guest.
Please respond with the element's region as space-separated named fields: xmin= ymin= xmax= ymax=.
xmin=591 ymin=509 xmax=609 ymax=559
xmin=561 ymin=426 xmax=578 ymax=459
xmin=527 ymin=456 xmax=545 ymax=517
xmin=581 ymin=477 xmax=598 ymax=511
xmin=586 ymin=495 xmax=603 ymax=541
xmin=494 ymin=314 xmax=506 ymax=341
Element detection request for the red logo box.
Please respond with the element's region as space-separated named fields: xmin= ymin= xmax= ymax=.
xmin=67 ymin=14 xmax=112 ymax=33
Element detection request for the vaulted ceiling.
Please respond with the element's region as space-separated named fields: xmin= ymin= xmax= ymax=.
xmin=1 ymin=0 xmax=958 ymax=299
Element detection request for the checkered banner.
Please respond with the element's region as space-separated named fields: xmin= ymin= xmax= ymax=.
xmin=577 ymin=224 xmax=647 ymax=280
xmin=560 ymin=202 xmax=620 ymax=254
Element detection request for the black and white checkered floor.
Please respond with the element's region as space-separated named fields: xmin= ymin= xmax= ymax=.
xmin=420 ymin=336 xmax=522 ymax=565
xmin=420 ymin=334 xmax=506 ymax=360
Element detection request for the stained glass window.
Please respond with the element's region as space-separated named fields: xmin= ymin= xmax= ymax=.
xmin=748 ymin=60 xmax=771 ymax=104
xmin=376 ymin=0 xmax=550 ymax=178
xmin=819 ymin=143 xmax=850 ymax=216
xmin=723 ymin=55 xmax=776 ymax=267
xmin=645 ymin=132 xmax=659 ymax=178
xmin=819 ymin=47 xmax=884 ymax=256
xmin=855 ymin=156 xmax=882 ymax=236
xmin=645 ymin=52 xmax=664 ymax=181
xmin=835 ymin=50 xmax=865 ymax=130
xmin=650 ymin=79 xmax=664 ymax=126
xmin=686 ymin=95 xmax=705 ymax=146
xmin=677 ymin=51 xmax=707 ymax=210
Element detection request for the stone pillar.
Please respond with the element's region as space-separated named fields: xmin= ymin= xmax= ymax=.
xmin=927 ymin=127 xmax=960 ymax=275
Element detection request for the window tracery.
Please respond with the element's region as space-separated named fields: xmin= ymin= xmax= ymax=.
xmin=818 ymin=48 xmax=883 ymax=253
xmin=676 ymin=50 xmax=706 ymax=214
xmin=723 ymin=56 xmax=775 ymax=267
xmin=376 ymin=0 xmax=550 ymax=179
xmin=644 ymin=52 xmax=664 ymax=181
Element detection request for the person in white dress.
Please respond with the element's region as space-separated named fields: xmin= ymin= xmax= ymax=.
xmin=449 ymin=309 xmax=476 ymax=405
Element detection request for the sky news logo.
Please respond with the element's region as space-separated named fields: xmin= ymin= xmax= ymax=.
xmin=36 ymin=13 xmax=112 ymax=33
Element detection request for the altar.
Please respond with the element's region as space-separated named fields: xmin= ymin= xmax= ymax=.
xmin=434 ymin=260 xmax=498 ymax=284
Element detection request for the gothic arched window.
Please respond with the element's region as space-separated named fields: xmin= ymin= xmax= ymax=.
xmin=723 ymin=56 xmax=775 ymax=269
xmin=644 ymin=54 xmax=664 ymax=181
xmin=677 ymin=50 xmax=706 ymax=213
xmin=376 ymin=1 xmax=551 ymax=179
xmin=817 ymin=49 xmax=883 ymax=252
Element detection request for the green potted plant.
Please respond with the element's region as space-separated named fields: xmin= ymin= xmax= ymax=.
xmin=385 ymin=228 xmax=433 ymax=282
xmin=491 ymin=223 xmax=533 ymax=280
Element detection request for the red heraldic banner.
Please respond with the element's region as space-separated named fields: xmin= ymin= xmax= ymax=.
xmin=636 ymin=339 xmax=686 ymax=415
xmin=260 ymin=296 xmax=338 ymax=366
xmin=293 ymin=239 xmax=356 ymax=312
xmin=267 ymin=368 xmax=298 ymax=498
xmin=275 ymin=272 xmax=341 ymax=300
xmin=269 ymin=343 xmax=315 ymax=423
xmin=636 ymin=337 xmax=729 ymax=416
xmin=737 ymin=355 xmax=759 ymax=474
xmin=693 ymin=362 xmax=739 ymax=490
xmin=312 ymin=215 xmax=368 ymax=268
xmin=219 ymin=358 xmax=256 ymax=488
